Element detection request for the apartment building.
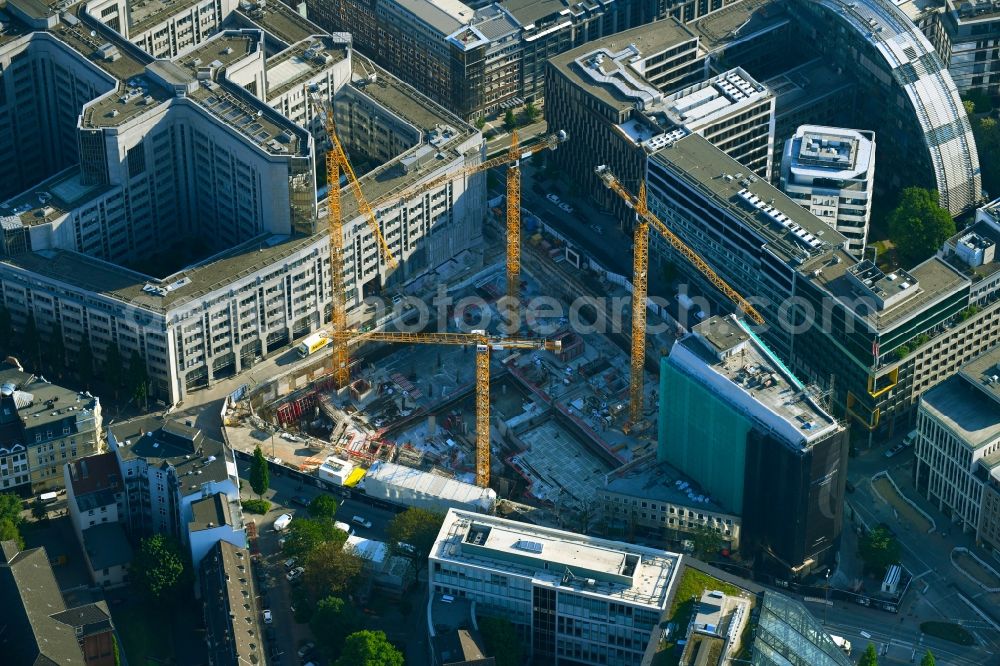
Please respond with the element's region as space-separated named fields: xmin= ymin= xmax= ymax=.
xmin=780 ymin=125 xmax=876 ymax=256
xmin=84 ymin=0 xmax=240 ymax=59
xmin=429 ymin=509 xmax=681 ymax=666
xmin=0 ymin=0 xmax=486 ymax=405
xmin=914 ymin=348 xmax=1000 ymax=539
xmin=106 ymin=416 xmax=242 ymax=548
xmin=200 ymin=540 xmax=265 ymax=666
xmin=0 ymin=362 xmax=102 ymax=495
xmin=64 ymin=453 xmax=132 ymax=589
xmin=659 ymin=315 xmax=848 ymax=576
xmin=599 ymin=454 xmax=743 ymax=550
xmin=646 ymin=134 xmax=1000 ymax=438
xmin=0 ymin=541 xmax=118 ymax=666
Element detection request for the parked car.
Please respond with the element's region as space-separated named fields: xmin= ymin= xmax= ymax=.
xmin=546 ymin=193 xmax=560 ymax=204
xmin=884 ymin=442 xmax=907 ymax=458
xmin=589 ymin=224 xmax=603 ymax=235
xmin=559 ymin=202 xmax=573 ymax=214
xmin=283 ymin=557 xmax=297 ymax=571
xmin=273 ymin=513 xmax=292 ymax=531
xmin=351 ymin=515 xmax=373 ymax=529
xmin=286 ymin=566 xmax=305 ymax=583
xmin=290 ymin=495 xmax=310 ymax=508
xmin=263 ymin=609 xmax=273 ymax=624
xmin=297 ymin=642 xmax=316 ymax=659
xmin=396 ymin=542 xmax=417 ymax=556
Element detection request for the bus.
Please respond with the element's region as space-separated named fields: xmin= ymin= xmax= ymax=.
xmin=296 ymin=332 xmax=332 ymax=357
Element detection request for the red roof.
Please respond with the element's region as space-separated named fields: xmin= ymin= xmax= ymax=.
xmin=67 ymin=452 xmax=122 ymax=495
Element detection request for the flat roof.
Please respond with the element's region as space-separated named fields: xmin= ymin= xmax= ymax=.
xmin=200 ymin=541 xmax=262 ymax=666
xmin=395 ymin=0 xmax=474 ymax=35
xmin=82 ymin=522 xmax=132 ymax=570
xmin=604 ymin=455 xmax=739 ymax=515
xmin=808 ymin=254 xmax=969 ymax=330
xmin=766 ymin=58 xmax=855 ymax=120
xmin=958 ymin=347 xmax=1000 ymax=407
xmin=0 ymin=232 xmax=325 ymax=312
xmin=1 ymin=168 xmax=115 ymax=228
xmin=787 ymin=125 xmax=874 ymax=180
xmin=942 ymin=219 xmax=1000 ymax=281
xmin=660 ymin=68 xmax=770 ymax=131
xmin=548 ymin=18 xmax=699 ymax=114
xmin=431 ymin=509 xmax=680 ymax=610
xmin=190 ymin=492 xmax=234 ymax=531
xmin=129 ymin=0 xmax=204 ymax=35
xmin=921 ymin=371 xmax=1000 ymax=448
xmin=650 ymin=133 xmax=847 ymax=264
xmin=690 ymin=0 xmax=787 ymax=50
xmin=362 ymin=460 xmax=496 ymax=510
xmin=502 ymin=0 xmax=563 ymax=27
xmin=673 ymin=315 xmax=842 ymax=447
xmin=235 ymin=0 xmax=324 ymax=47
xmin=9 ymin=377 xmax=99 ymax=431
xmin=265 ymin=35 xmax=349 ymax=98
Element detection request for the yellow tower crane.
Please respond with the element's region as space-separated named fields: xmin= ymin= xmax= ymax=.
xmin=369 ymin=129 xmax=567 ymax=321
xmin=595 ymin=165 xmax=766 ymax=422
xmin=311 ymin=95 xmax=399 ymax=387
xmin=347 ymin=330 xmax=561 ymax=488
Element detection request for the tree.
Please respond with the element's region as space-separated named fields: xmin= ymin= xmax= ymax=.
xmin=132 ymin=534 xmax=187 ymax=605
xmin=479 ymin=617 xmax=522 ymax=666
xmin=973 ymin=115 xmax=1000 ymax=196
xmin=920 ymin=649 xmax=935 ymax=666
xmin=474 ymin=117 xmax=486 ymax=130
xmin=963 ymin=99 xmax=976 ymax=115
xmin=77 ymin=339 xmax=95 ymax=386
xmin=334 ymin=630 xmax=404 ymax=666
xmin=0 ymin=492 xmax=22 ymax=524
xmin=689 ymin=525 xmax=724 ymax=559
xmin=386 ymin=507 xmax=445 ymax=559
xmin=525 ymin=100 xmax=539 ymax=123
xmin=504 ymin=109 xmax=516 ymax=131
xmin=304 ymin=541 xmax=363 ymax=598
xmin=282 ymin=517 xmax=349 ymax=559
xmin=31 ymin=498 xmax=48 ymax=521
xmin=887 ymin=188 xmax=956 ymax=268
xmin=127 ymin=350 xmax=149 ymax=408
xmin=0 ymin=517 xmax=24 ymax=549
xmin=310 ymin=596 xmax=362 ymax=658
xmin=859 ymin=642 xmax=879 ymax=666
xmin=308 ymin=494 xmax=339 ymax=521
xmin=858 ymin=525 xmax=901 ymax=577
xmin=249 ymin=445 xmax=269 ymax=499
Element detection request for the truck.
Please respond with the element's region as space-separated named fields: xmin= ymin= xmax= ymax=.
xmin=829 ymin=635 xmax=852 ymax=655
xmin=296 ymin=332 xmax=332 ymax=357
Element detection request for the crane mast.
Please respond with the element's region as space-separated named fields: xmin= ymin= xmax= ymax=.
xmin=596 ymin=165 xmax=765 ymax=422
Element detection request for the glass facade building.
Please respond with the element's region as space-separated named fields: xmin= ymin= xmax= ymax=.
xmin=751 ymin=592 xmax=853 ymax=666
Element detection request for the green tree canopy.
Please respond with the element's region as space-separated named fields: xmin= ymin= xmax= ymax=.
xmin=31 ymin=499 xmax=48 ymax=521
xmin=859 ymin=642 xmax=879 ymax=666
xmin=386 ymin=507 xmax=445 ymax=559
xmin=282 ymin=517 xmax=349 ymax=560
xmin=304 ymin=541 xmax=362 ymax=599
xmin=887 ymin=188 xmax=956 ymax=268
xmin=132 ymin=534 xmax=188 ymax=604
xmin=334 ymin=630 xmax=404 ymax=666
xmin=308 ymin=494 xmax=339 ymax=521
xmin=249 ymin=445 xmax=269 ymax=499
xmin=127 ymin=350 xmax=149 ymax=407
xmin=858 ymin=525 xmax=901 ymax=577
xmin=689 ymin=525 xmax=725 ymax=559
xmin=525 ymin=101 xmax=539 ymax=123
xmin=503 ymin=109 xmax=516 ymax=131
xmin=0 ymin=517 xmax=24 ymax=549
xmin=310 ymin=596 xmax=362 ymax=659
xmin=0 ymin=492 xmax=23 ymax=525
xmin=479 ymin=617 xmax=523 ymax=666
xmin=973 ymin=115 xmax=1000 ymax=196
xmin=920 ymin=649 xmax=935 ymax=666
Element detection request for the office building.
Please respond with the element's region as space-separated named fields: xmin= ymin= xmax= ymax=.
xmin=914 ymin=347 xmax=1000 ymax=540
xmin=429 ymin=508 xmax=681 ymax=665
xmin=545 ymin=19 xmax=706 ymax=214
xmin=87 ymin=0 xmax=240 ymax=59
xmin=780 ymin=125 xmax=876 ymax=256
xmin=106 ymin=416 xmax=244 ymax=556
xmin=0 ymin=0 xmax=486 ymax=405
xmin=646 ymin=133 xmax=1000 ymax=436
xmin=599 ymin=454 xmax=743 ymax=550
xmin=787 ymin=0 xmax=980 ymax=214
xmin=763 ymin=60 xmax=856 ymax=187
xmin=64 ymin=453 xmax=132 ymax=589
xmin=0 ymin=541 xmax=117 ymax=666
xmin=200 ymin=540 xmax=265 ymax=666
xmin=300 ymin=0 xmax=744 ymax=119
xmin=0 ymin=361 xmax=102 ymax=495
xmin=659 ymin=315 xmax=848 ymax=576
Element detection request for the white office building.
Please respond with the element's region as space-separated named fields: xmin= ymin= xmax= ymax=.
xmin=915 ymin=348 xmax=1000 ymax=537
xmin=780 ymin=125 xmax=876 ymax=256
xmin=428 ymin=509 xmax=681 ymax=666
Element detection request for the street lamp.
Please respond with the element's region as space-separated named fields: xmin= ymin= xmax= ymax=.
xmin=823 ymin=569 xmax=831 ymax=626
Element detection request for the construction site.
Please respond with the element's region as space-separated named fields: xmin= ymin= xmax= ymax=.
xmin=221 ymin=111 xmax=755 ymax=531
